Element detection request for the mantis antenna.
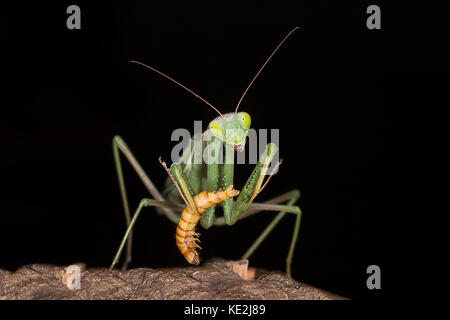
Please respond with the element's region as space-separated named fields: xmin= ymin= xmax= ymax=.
xmin=234 ymin=26 xmax=300 ymax=113
xmin=129 ymin=60 xmax=224 ymax=118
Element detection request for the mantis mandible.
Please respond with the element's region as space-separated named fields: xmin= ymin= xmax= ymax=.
xmin=109 ymin=27 xmax=302 ymax=276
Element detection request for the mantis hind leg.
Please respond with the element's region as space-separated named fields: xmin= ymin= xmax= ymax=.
xmin=113 ymin=136 xmax=179 ymax=271
xmin=239 ymin=189 xmax=302 ymax=277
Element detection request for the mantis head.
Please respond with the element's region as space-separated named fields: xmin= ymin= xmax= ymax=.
xmin=129 ymin=27 xmax=299 ymax=150
xmin=208 ymin=112 xmax=251 ymax=150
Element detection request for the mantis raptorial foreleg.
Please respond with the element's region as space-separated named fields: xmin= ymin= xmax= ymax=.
xmin=201 ymin=135 xmax=221 ymax=229
xmin=222 ymin=141 xmax=235 ymax=223
xmin=230 ymin=143 xmax=281 ymax=223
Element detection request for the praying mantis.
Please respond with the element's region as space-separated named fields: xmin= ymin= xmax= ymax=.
xmin=109 ymin=27 xmax=303 ymax=276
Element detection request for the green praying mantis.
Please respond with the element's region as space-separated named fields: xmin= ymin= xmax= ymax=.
xmin=109 ymin=27 xmax=303 ymax=276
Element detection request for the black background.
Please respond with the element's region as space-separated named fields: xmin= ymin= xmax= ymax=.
xmin=1 ymin=1 xmax=448 ymax=299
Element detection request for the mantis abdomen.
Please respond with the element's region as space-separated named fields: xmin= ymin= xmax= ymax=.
xmin=176 ymin=185 xmax=239 ymax=264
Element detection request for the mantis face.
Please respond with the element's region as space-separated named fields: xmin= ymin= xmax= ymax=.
xmin=208 ymin=112 xmax=251 ymax=150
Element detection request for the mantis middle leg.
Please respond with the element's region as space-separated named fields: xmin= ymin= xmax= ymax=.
xmin=112 ymin=135 xmax=180 ymax=270
xmin=109 ymin=197 xmax=180 ymax=270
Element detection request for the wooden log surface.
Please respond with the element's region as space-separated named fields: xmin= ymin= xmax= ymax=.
xmin=0 ymin=258 xmax=345 ymax=300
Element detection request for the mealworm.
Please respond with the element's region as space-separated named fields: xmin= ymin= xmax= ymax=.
xmin=176 ymin=185 xmax=240 ymax=264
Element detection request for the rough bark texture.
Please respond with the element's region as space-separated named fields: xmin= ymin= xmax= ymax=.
xmin=0 ymin=258 xmax=345 ymax=300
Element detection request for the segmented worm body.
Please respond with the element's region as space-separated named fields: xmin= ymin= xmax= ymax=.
xmin=176 ymin=185 xmax=239 ymax=264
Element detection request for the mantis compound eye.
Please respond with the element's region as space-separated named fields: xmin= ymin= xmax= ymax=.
xmin=209 ymin=120 xmax=223 ymax=138
xmin=239 ymin=112 xmax=251 ymax=130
